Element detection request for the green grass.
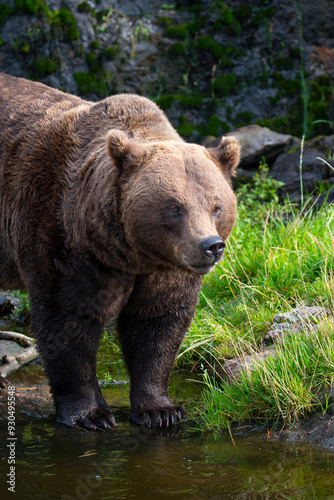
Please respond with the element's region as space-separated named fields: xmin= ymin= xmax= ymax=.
xmin=199 ymin=317 xmax=334 ymax=431
xmin=177 ymin=165 xmax=334 ymax=431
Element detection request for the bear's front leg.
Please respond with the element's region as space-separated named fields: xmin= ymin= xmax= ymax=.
xmin=31 ymin=287 xmax=116 ymax=431
xmin=117 ymin=272 xmax=202 ymax=428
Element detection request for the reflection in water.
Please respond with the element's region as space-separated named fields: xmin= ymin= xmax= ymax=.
xmin=0 ymin=367 xmax=334 ymax=499
xmin=1 ymin=401 xmax=334 ymax=498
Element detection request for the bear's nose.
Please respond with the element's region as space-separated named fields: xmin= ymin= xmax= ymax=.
xmin=200 ymin=236 xmax=225 ymax=260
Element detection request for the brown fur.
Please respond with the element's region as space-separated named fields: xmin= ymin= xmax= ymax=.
xmin=0 ymin=73 xmax=239 ymax=429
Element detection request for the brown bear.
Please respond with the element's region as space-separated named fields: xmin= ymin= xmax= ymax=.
xmin=0 ymin=72 xmax=239 ymax=430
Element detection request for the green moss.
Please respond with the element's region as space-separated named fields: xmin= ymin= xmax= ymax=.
xmin=0 ymin=3 xmax=12 ymax=26
xmin=220 ymin=56 xmax=232 ymax=67
xmin=235 ymin=5 xmax=252 ymax=23
xmin=264 ymin=7 xmax=275 ymax=18
xmin=75 ymin=44 xmax=85 ymax=58
xmin=157 ymin=16 xmax=174 ymax=28
xmin=14 ymin=0 xmax=49 ymax=15
xmin=308 ymin=75 xmax=333 ymax=136
xmin=215 ymin=0 xmax=242 ymax=35
xmin=268 ymin=94 xmax=280 ymax=106
xmin=273 ymin=73 xmax=301 ymax=97
xmin=205 ymin=115 xmax=221 ymax=136
xmin=177 ymin=114 xmax=193 ymax=137
xmin=195 ymin=36 xmax=224 ymax=59
xmin=12 ymin=38 xmax=30 ymax=53
xmin=160 ymin=3 xmax=176 ymax=10
xmin=250 ymin=12 xmax=262 ymax=27
xmin=48 ymin=8 xmax=79 ymax=41
xmin=164 ymin=23 xmax=189 ymax=39
xmin=155 ymin=93 xmax=203 ymax=110
xmin=181 ymin=95 xmax=203 ymax=108
xmin=90 ymin=39 xmax=100 ymax=50
xmin=85 ymin=51 xmax=102 ymax=73
xmin=0 ymin=37 xmax=3 ymax=47
xmin=32 ymin=56 xmax=57 ymax=76
xmin=74 ymin=71 xmax=110 ymax=97
xmin=78 ymin=2 xmax=91 ymax=13
xmin=220 ymin=121 xmax=231 ymax=134
xmin=275 ymin=55 xmax=294 ymax=71
xmin=95 ymin=8 xmax=110 ymax=23
xmin=155 ymin=94 xmax=175 ymax=110
xmin=235 ymin=111 xmax=254 ymax=127
xmin=186 ymin=15 xmax=207 ymax=35
xmin=104 ymin=46 xmax=118 ymax=60
xmin=309 ymin=74 xmax=332 ymax=101
xmin=212 ymin=73 xmax=237 ymax=97
xmin=169 ymin=41 xmax=186 ymax=55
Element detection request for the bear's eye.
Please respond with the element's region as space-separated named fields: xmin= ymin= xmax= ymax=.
xmin=170 ymin=205 xmax=182 ymax=215
xmin=213 ymin=206 xmax=222 ymax=215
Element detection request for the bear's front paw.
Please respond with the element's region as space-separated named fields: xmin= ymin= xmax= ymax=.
xmin=130 ymin=405 xmax=186 ymax=428
xmin=56 ymin=405 xmax=117 ymax=431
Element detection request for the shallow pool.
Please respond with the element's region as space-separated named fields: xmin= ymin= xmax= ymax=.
xmin=1 ymin=361 xmax=334 ymax=499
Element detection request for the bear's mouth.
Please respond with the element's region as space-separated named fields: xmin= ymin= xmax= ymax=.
xmin=182 ymin=260 xmax=216 ymax=274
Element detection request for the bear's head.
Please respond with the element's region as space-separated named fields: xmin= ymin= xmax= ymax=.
xmin=107 ymin=130 xmax=240 ymax=274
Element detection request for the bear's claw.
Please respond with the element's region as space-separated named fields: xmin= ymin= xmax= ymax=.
xmin=56 ymin=407 xmax=117 ymax=431
xmin=130 ymin=406 xmax=186 ymax=428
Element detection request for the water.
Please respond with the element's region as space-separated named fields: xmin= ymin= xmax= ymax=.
xmin=1 ymin=359 xmax=334 ymax=499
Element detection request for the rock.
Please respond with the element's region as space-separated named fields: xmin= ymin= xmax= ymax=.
xmin=226 ymin=125 xmax=292 ymax=169
xmin=270 ymin=148 xmax=332 ymax=202
xmin=273 ymin=413 xmax=334 ymax=450
xmin=264 ymin=322 xmax=304 ymax=343
xmin=220 ymin=347 xmax=277 ymax=381
xmin=273 ymin=306 xmax=328 ymax=324
xmin=0 ymin=340 xmax=25 ymax=365
xmin=264 ymin=306 xmax=328 ymax=344
xmin=315 ymin=187 xmax=334 ymax=207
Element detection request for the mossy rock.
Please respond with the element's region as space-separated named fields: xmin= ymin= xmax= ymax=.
xmin=0 ymin=4 xmax=11 ymax=27
xmin=104 ymin=46 xmax=118 ymax=60
xmin=90 ymin=40 xmax=100 ymax=50
xmin=195 ymin=36 xmax=224 ymax=59
xmin=32 ymin=56 xmax=57 ymax=77
xmin=74 ymin=71 xmax=110 ymax=97
xmin=11 ymin=38 xmax=30 ymax=53
xmin=157 ymin=16 xmax=174 ymax=28
xmin=155 ymin=94 xmax=175 ymax=110
xmin=85 ymin=52 xmax=103 ymax=73
xmin=78 ymin=2 xmax=91 ymax=13
xmin=164 ymin=23 xmax=189 ymax=39
xmin=272 ymin=73 xmax=301 ymax=97
xmin=48 ymin=7 xmax=79 ymax=42
xmin=169 ymin=42 xmax=186 ymax=55
xmin=212 ymin=73 xmax=237 ymax=97
xmin=215 ymin=0 xmax=242 ymax=35
xmin=205 ymin=115 xmax=230 ymax=136
xmin=14 ymin=0 xmax=49 ymax=15
xmin=177 ymin=114 xmax=193 ymax=137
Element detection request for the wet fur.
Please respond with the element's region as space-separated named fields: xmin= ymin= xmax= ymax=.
xmin=0 ymin=73 xmax=239 ymax=429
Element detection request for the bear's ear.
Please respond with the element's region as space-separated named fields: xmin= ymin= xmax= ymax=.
xmin=107 ymin=129 xmax=145 ymax=174
xmin=207 ymin=136 xmax=240 ymax=178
